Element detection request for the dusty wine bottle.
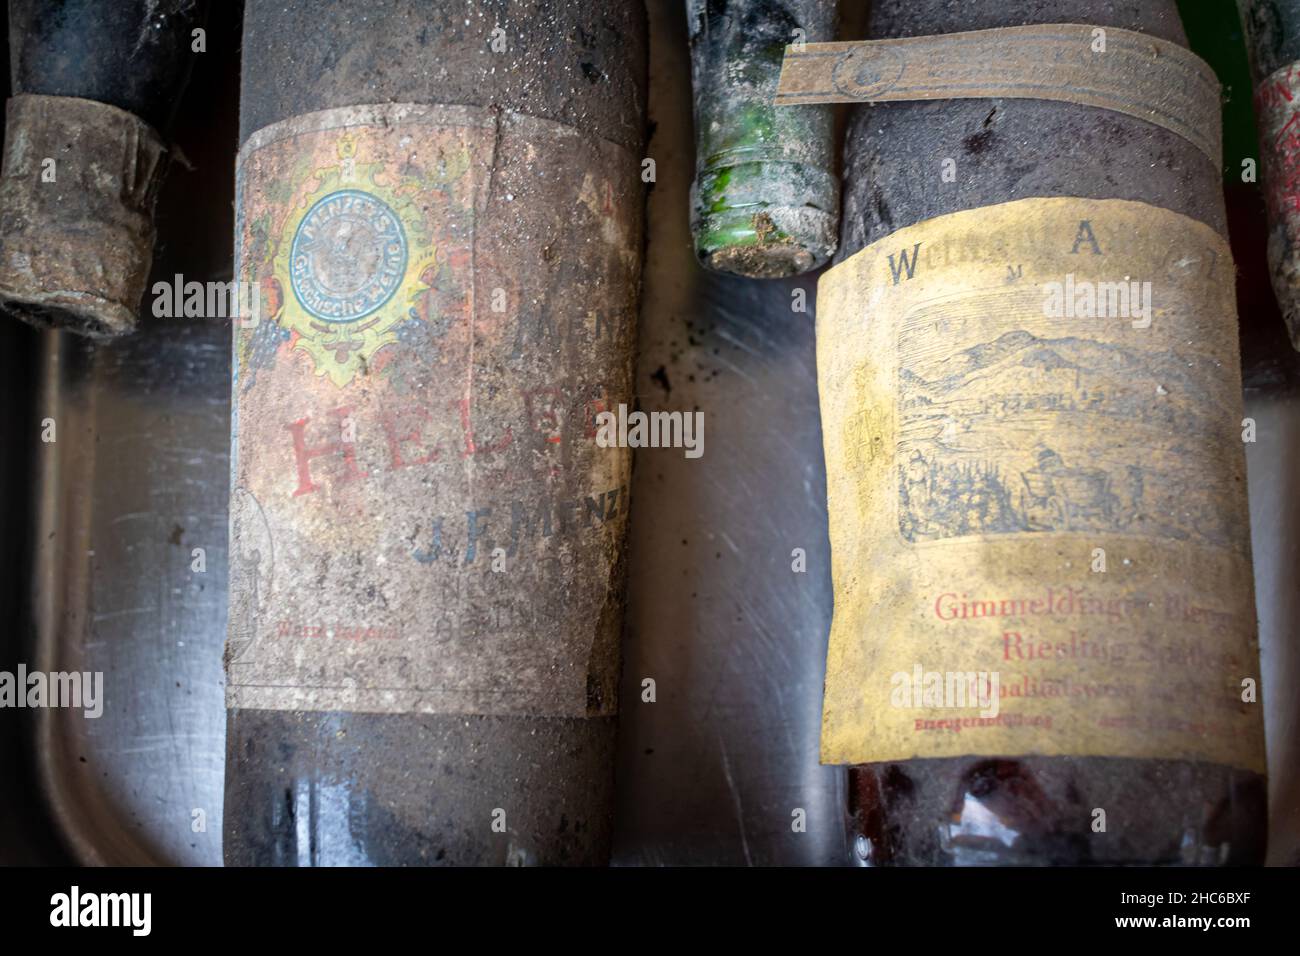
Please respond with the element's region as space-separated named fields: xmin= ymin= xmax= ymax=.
xmin=1239 ymin=0 xmax=1300 ymax=351
xmin=686 ymin=0 xmax=839 ymax=277
xmin=224 ymin=0 xmax=646 ymax=865
xmin=0 ymin=0 xmax=208 ymax=338
xmin=789 ymin=0 xmax=1267 ymax=864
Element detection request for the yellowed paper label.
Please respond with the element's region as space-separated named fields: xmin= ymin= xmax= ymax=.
xmin=817 ymin=197 xmax=1265 ymax=772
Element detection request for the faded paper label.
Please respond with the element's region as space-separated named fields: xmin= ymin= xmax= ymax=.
xmin=817 ymin=197 xmax=1265 ymax=772
xmin=227 ymin=103 xmax=640 ymax=717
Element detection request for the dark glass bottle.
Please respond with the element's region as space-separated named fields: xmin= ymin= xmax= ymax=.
xmin=838 ymin=0 xmax=1267 ymax=866
xmin=1239 ymin=0 xmax=1300 ymax=350
xmin=224 ymin=0 xmax=647 ymax=866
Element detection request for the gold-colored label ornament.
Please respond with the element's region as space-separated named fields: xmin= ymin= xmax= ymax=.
xmin=239 ymin=111 xmax=472 ymax=387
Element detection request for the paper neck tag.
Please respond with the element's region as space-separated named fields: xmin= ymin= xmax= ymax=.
xmin=777 ymin=24 xmax=1222 ymax=168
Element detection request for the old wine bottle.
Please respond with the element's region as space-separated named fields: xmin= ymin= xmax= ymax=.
xmin=686 ymin=0 xmax=839 ymax=277
xmin=816 ymin=0 xmax=1267 ymax=864
xmin=1239 ymin=0 xmax=1300 ymax=351
xmin=224 ymin=0 xmax=646 ymax=865
xmin=0 ymin=0 xmax=208 ymax=337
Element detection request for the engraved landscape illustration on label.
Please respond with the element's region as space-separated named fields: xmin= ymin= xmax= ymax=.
xmin=890 ymin=253 xmax=1244 ymax=553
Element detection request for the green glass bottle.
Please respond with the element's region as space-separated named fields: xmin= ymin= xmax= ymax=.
xmin=686 ymin=0 xmax=839 ymax=278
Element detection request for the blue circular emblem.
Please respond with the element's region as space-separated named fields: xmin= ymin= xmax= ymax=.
xmin=289 ymin=189 xmax=408 ymax=323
